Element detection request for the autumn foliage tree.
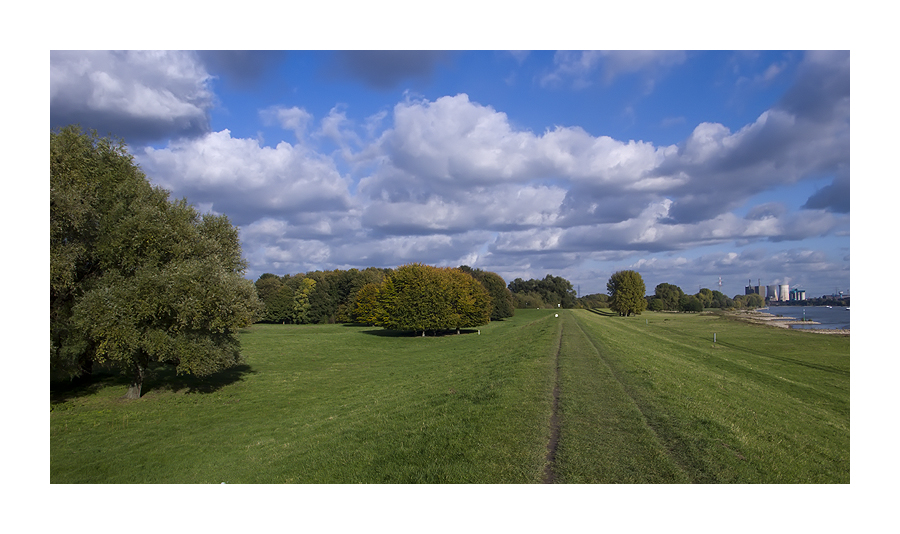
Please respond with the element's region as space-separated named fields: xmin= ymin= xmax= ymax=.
xmin=351 ymin=282 xmax=385 ymax=325
xmin=358 ymin=264 xmax=492 ymax=336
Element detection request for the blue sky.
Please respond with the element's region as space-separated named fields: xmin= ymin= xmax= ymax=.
xmin=50 ymin=49 xmax=850 ymax=298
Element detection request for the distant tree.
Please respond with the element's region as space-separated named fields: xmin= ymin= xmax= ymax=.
xmin=607 ymin=270 xmax=647 ymax=316
xmin=254 ymin=274 xmax=283 ymax=306
xmin=458 ymin=266 xmax=515 ymax=320
xmin=292 ymin=277 xmax=317 ymax=324
xmin=270 ymin=284 xmax=296 ymax=323
xmin=352 ymin=282 xmax=384 ymax=325
xmin=305 ymin=271 xmax=336 ymax=324
xmin=679 ymin=294 xmax=703 ymax=312
xmin=697 ymin=288 xmax=713 ymax=309
xmin=51 ymin=126 xmax=261 ymax=398
xmin=654 ymin=283 xmax=684 ymax=311
xmin=254 ymin=275 xmax=295 ymax=323
xmin=513 ymin=292 xmax=546 ymax=309
xmin=745 ymin=293 xmax=765 ymax=309
xmin=648 ymin=297 xmax=666 ymax=311
xmin=732 ymin=294 xmax=764 ymax=310
xmin=710 ymin=290 xmax=731 ymax=308
xmin=508 ymin=274 xmax=576 ymax=308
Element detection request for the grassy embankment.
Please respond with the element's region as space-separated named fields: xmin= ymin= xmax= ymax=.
xmin=51 ymin=309 xmax=849 ymax=483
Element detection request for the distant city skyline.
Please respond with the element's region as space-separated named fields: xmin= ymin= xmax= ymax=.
xmin=50 ymin=50 xmax=850 ymax=297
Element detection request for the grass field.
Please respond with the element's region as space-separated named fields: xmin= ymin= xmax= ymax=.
xmin=50 ymin=309 xmax=849 ymax=483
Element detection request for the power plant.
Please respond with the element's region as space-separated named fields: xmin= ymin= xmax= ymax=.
xmin=745 ymin=279 xmax=798 ymax=302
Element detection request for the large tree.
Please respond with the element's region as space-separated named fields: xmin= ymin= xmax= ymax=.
xmin=377 ymin=264 xmax=491 ymax=335
xmin=654 ymin=283 xmax=684 ymax=311
xmin=51 ymin=126 xmax=261 ymax=398
xmin=607 ymin=270 xmax=647 ymax=317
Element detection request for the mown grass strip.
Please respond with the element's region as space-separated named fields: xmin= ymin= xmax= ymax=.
xmin=554 ymin=312 xmax=690 ymax=483
xmin=570 ymin=310 xmax=849 ymax=483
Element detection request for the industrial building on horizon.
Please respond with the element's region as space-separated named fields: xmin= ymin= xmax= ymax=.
xmin=745 ymin=279 xmax=805 ymax=302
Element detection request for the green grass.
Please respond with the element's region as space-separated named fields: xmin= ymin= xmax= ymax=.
xmin=51 ymin=310 xmax=560 ymax=483
xmin=50 ymin=309 xmax=849 ymax=483
xmin=561 ymin=309 xmax=849 ymax=483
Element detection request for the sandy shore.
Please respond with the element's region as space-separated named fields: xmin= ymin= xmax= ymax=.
xmin=727 ymin=310 xmax=849 ymax=335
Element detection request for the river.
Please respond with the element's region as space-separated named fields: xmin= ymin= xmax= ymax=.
xmin=763 ymin=305 xmax=850 ymax=330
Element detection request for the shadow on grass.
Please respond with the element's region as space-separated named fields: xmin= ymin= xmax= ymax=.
xmin=50 ymin=363 xmax=255 ymax=404
xmin=143 ymin=363 xmax=255 ymax=395
xmin=584 ymin=308 xmax=617 ymax=317
xmin=51 ymin=371 xmax=130 ymax=405
xmin=361 ymin=328 xmax=484 ymax=337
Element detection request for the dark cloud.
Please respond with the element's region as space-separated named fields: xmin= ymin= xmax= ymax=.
xmin=802 ymin=171 xmax=850 ymax=213
xmin=663 ymin=193 xmax=744 ymax=225
xmin=51 ymin=108 xmax=209 ymax=146
xmin=197 ymin=51 xmax=287 ymax=89
xmin=330 ymin=51 xmax=452 ymax=89
xmin=776 ymin=51 xmax=850 ymax=123
xmin=50 ymin=51 xmax=213 ymax=145
xmin=557 ymin=190 xmax=650 ymax=226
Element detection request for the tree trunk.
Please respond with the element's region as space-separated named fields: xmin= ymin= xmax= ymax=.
xmin=79 ymin=356 xmax=94 ymax=378
xmin=124 ymin=363 xmax=145 ymax=399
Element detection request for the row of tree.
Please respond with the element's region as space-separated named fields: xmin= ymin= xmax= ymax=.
xmin=596 ymin=271 xmax=770 ymax=317
xmin=507 ymin=274 xmax=577 ymax=309
xmin=254 ymin=268 xmax=392 ymax=325
xmin=647 ymin=282 xmax=765 ymax=312
xmin=253 ymin=264 xmax=515 ymax=331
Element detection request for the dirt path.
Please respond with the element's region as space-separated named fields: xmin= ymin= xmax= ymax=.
xmin=542 ymin=324 xmax=563 ymax=484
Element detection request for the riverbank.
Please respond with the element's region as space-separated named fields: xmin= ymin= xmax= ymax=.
xmin=725 ymin=309 xmax=850 ymax=335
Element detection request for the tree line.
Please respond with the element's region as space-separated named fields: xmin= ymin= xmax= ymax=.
xmin=647 ymin=282 xmax=766 ymax=312
xmin=254 ymin=264 xmax=516 ymax=335
xmin=507 ymin=274 xmax=577 ymax=309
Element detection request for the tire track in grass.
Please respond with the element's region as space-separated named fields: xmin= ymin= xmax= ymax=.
xmin=563 ymin=311 xmax=691 ymax=482
xmin=542 ymin=322 xmax=563 ymax=484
